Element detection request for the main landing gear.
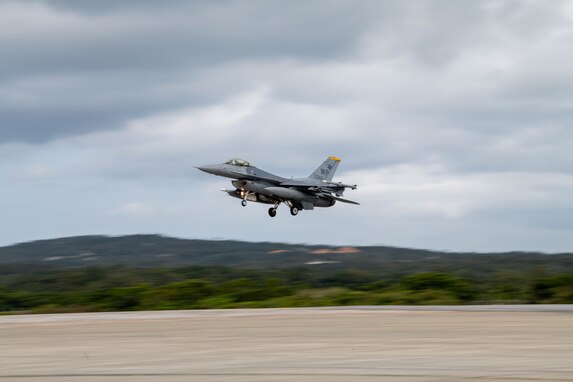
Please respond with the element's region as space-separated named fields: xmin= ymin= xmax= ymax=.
xmin=268 ymin=201 xmax=280 ymax=217
xmin=267 ymin=200 xmax=292 ymax=218
xmin=242 ymin=198 xmax=299 ymax=218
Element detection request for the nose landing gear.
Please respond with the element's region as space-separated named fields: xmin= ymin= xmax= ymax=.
xmin=240 ymin=190 xmax=252 ymax=207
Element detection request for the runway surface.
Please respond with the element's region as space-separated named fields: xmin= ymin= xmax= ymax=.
xmin=1 ymin=306 xmax=572 ymax=381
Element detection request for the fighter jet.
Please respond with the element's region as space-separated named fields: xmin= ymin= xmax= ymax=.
xmin=196 ymin=156 xmax=359 ymax=217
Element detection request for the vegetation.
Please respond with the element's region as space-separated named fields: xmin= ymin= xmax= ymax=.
xmin=0 ymin=235 xmax=571 ymax=313
xmin=0 ymin=266 xmax=571 ymax=314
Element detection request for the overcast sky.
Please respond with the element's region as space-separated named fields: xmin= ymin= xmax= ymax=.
xmin=1 ymin=0 xmax=572 ymax=252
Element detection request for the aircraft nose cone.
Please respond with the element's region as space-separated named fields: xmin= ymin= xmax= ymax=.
xmin=196 ymin=164 xmax=219 ymax=175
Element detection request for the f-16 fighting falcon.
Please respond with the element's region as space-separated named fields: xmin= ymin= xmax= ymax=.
xmin=197 ymin=156 xmax=359 ymax=217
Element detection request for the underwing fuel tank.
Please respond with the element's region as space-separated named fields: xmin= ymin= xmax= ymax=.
xmin=266 ymin=187 xmax=315 ymax=202
xmin=265 ymin=187 xmax=335 ymax=208
xmin=265 ymin=186 xmax=308 ymax=201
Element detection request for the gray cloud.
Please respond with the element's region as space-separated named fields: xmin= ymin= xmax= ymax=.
xmin=0 ymin=0 xmax=382 ymax=142
xmin=1 ymin=0 xmax=572 ymax=251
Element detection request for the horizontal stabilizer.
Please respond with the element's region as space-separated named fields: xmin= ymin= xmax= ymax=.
xmin=332 ymin=196 xmax=360 ymax=205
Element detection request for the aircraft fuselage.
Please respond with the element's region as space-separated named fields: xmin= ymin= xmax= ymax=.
xmin=197 ymin=157 xmax=357 ymax=217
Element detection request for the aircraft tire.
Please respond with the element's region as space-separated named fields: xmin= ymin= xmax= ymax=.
xmin=268 ymin=208 xmax=277 ymax=217
xmin=290 ymin=206 xmax=299 ymax=216
xmin=241 ymin=200 xmax=247 ymax=207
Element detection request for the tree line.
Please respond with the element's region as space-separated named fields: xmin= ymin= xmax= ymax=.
xmin=0 ymin=265 xmax=571 ymax=313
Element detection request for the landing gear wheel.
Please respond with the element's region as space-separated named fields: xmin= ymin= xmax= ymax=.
xmin=241 ymin=200 xmax=247 ymax=207
xmin=290 ymin=206 xmax=299 ymax=216
xmin=268 ymin=208 xmax=277 ymax=217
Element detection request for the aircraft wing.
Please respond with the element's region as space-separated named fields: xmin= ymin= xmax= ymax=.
xmin=279 ymin=180 xmax=315 ymax=187
xmin=279 ymin=180 xmax=359 ymax=205
xmin=279 ymin=180 xmax=357 ymax=189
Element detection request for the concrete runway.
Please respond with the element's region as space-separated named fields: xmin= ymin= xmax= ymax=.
xmin=1 ymin=306 xmax=572 ymax=381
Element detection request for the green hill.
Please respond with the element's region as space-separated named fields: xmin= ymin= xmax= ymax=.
xmin=1 ymin=234 xmax=571 ymax=277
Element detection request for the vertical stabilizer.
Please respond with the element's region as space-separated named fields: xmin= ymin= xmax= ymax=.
xmin=309 ymin=156 xmax=341 ymax=181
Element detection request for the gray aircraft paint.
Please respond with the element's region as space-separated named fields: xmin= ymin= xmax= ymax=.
xmin=197 ymin=156 xmax=358 ymax=217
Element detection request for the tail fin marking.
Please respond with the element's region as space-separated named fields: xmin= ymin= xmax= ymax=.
xmin=309 ymin=156 xmax=341 ymax=182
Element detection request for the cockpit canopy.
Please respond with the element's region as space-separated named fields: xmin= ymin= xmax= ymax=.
xmin=225 ymin=158 xmax=251 ymax=167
